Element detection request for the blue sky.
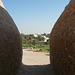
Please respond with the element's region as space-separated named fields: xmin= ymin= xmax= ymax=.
xmin=2 ymin=0 xmax=70 ymax=34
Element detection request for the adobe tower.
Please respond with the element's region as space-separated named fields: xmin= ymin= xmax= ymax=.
xmin=0 ymin=0 xmax=22 ymax=75
xmin=50 ymin=0 xmax=75 ymax=75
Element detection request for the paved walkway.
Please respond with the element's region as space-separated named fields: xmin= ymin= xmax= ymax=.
xmin=22 ymin=49 xmax=50 ymax=65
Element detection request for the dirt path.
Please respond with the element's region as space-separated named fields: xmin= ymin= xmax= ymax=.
xmin=22 ymin=49 xmax=50 ymax=65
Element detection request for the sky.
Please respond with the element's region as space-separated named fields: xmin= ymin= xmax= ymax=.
xmin=2 ymin=0 xmax=70 ymax=34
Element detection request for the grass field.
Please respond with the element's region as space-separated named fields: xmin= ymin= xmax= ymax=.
xmin=22 ymin=44 xmax=49 ymax=51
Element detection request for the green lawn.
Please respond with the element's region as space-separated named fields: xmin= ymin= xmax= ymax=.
xmin=22 ymin=44 xmax=49 ymax=51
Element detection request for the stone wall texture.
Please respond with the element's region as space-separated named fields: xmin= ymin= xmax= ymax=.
xmin=0 ymin=0 xmax=22 ymax=75
xmin=50 ymin=0 xmax=75 ymax=75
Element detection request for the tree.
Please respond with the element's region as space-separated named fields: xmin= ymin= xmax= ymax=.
xmin=46 ymin=39 xmax=49 ymax=45
xmin=20 ymin=33 xmax=25 ymax=42
xmin=32 ymin=39 xmax=37 ymax=48
xmin=36 ymin=35 xmax=45 ymax=41
xmin=46 ymin=34 xmax=50 ymax=38
xmin=42 ymin=33 xmax=46 ymax=36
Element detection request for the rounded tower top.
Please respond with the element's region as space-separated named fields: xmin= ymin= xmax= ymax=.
xmin=0 ymin=0 xmax=5 ymax=9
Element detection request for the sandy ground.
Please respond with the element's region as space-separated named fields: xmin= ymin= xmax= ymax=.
xmin=17 ymin=49 xmax=55 ymax=75
xmin=22 ymin=49 xmax=50 ymax=65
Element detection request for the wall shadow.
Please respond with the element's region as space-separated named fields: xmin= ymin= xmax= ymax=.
xmin=17 ymin=63 xmax=55 ymax=75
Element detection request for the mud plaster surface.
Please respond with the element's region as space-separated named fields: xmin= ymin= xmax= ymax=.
xmin=50 ymin=0 xmax=75 ymax=75
xmin=0 ymin=5 xmax=22 ymax=75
